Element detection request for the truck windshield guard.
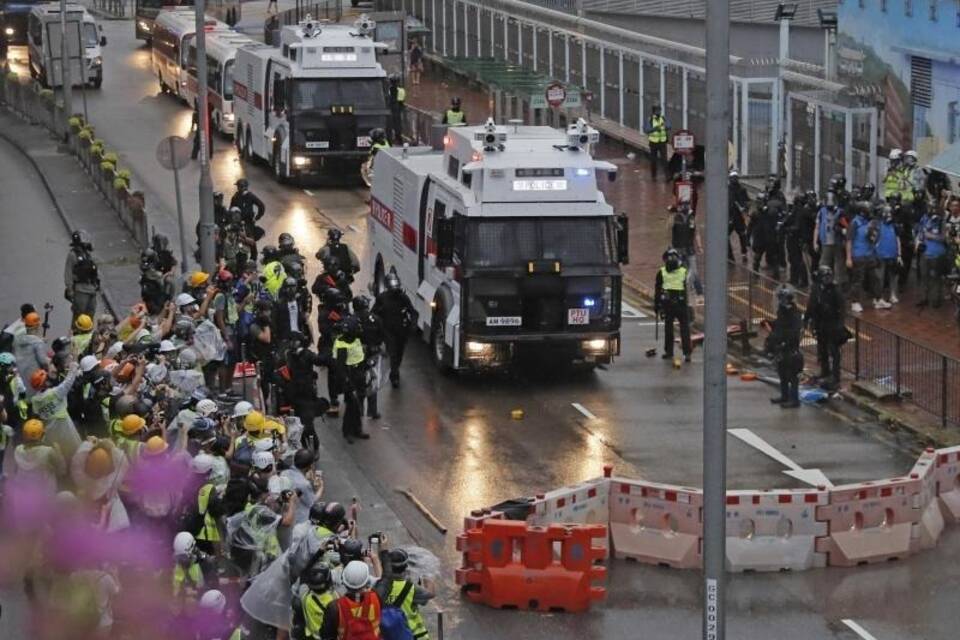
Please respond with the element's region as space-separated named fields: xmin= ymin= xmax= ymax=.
xmin=464 ymin=217 xmax=616 ymax=268
xmin=290 ymin=78 xmax=386 ymax=113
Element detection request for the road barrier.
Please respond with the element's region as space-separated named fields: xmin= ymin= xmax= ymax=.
xmin=526 ymin=476 xmax=611 ymax=554
xmin=910 ymin=448 xmax=945 ymax=552
xmin=725 ymin=488 xmax=829 ymax=572
xmin=935 ymin=445 xmax=960 ymax=523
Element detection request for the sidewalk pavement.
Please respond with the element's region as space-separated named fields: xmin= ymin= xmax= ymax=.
xmin=404 ymin=66 xmax=960 ymax=359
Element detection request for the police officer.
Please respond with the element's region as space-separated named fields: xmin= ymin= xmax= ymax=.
xmin=353 ymin=295 xmax=384 ymax=420
xmin=916 ymin=210 xmax=948 ymax=308
xmin=643 ymin=105 xmax=670 ymax=180
xmin=283 ymin=332 xmax=330 ymax=452
xmin=804 ymin=265 xmax=847 ymax=391
xmin=883 ymin=149 xmax=904 ymax=201
xmin=668 ymin=203 xmax=703 ymax=296
xmin=152 ymin=233 xmax=178 ymax=275
xmin=315 ymin=229 xmax=360 ymax=282
xmin=230 ymin=178 xmax=266 ymax=242
xmin=64 ymin=230 xmax=100 ymax=320
xmin=373 ymin=270 xmax=416 ymax=388
xmin=277 ymin=232 xmax=306 ymax=274
xmin=139 ymin=248 xmax=172 ymax=316
xmin=654 ymin=248 xmax=692 ymax=362
xmin=765 ymin=285 xmax=803 ymax=409
xmin=728 ymin=171 xmax=750 ymax=264
xmin=370 ymin=127 xmax=390 ymax=157
xmin=442 ymin=97 xmax=466 ymax=126
xmin=749 ymin=192 xmax=782 ymax=280
xmin=317 ymin=286 xmax=348 ymax=413
xmin=274 ymin=276 xmax=312 ymax=346
xmin=387 ymin=75 xmax=406 ymax=144
xmin=781 ymin=202 xmax=809 ymax=288
xmin=333 ymin=316 xmax=368 ymax=443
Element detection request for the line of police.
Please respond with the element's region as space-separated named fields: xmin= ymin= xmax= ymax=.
xmin=1 ymin=179 xmax=433 ymax=639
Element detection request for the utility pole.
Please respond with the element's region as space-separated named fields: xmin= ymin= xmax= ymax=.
xmin=195 ymin=0 xmax=216 ymax=273
xmin=59 ymin=0 xmax=73 ymax=131
xmin=703 ymin=0 xmax=729 ymax=636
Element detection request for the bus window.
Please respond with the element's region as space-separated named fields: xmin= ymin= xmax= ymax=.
xmin=181 ymin=33 xmax=196 ymax=69
xmin=223 ymin=60 xmax=234 ymax=99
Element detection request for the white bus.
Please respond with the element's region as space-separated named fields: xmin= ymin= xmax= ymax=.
xmin=151 ymin=8 xmax=227 ymax=100
xmin=184 ymin=30 xmax=258 ymax=136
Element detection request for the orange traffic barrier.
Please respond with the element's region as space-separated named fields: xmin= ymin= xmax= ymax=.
xmin=909 ymin=448 xmax=944 ymax=552
xmin=608 ymin=478 xmax=702 ymax=569
xmin=527 ymin=477 xmax=611 ymax=554
xmin=725 ymin=488 xmax=829 ymax=572
xmin=458 ymin=519 xmax=606 ymax=612
xmin=815 ymin=476 xmax=922 ymax=567
xmin=935 ymin=445 xmax=960 ymax=523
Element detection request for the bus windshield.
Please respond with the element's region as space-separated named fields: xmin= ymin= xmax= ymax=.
xmin=84 ymin=23 xmax=98 ymax=47
xmin=464 ymin=218 xmax=616 ymax=268
xmin=290 ymin=78 xmax=385 ymax=112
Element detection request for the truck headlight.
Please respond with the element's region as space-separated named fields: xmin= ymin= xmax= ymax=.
xmin=582 ymin=338 xmax=608 ymax=354
xmin=90 ymin=56 xmax=103 ymax=67
xmin=139 ymin=21 xmax=151 ymax=32
xmin=4 ymin=27 xmax=14 ymax=36
xmin=224 ymin=112 xmax=235 ymax=122
xmin=466 ymin=341 xmax=488 ymax=355
xmin=292 ymin=155 xmax=310 ymax=167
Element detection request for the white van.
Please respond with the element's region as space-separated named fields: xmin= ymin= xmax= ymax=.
xmin=152 ymin=8 xmax=228 ymax=100
xmin=27 ymin=3 xmax=106 ymax=89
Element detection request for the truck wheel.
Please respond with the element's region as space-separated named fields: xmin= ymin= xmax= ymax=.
xmin=91 ymin=76 xmax=102 ymax=89
xmin=158 ymin=72 xmax=167 ymax=94
xmin=272 ymin=142 xmax=287 ymax=184
xmin=245 ymin=130 xmax=253 ymax=162
xmin=235 ymin=125 xmax=244 ymax=156
xmin=430 ymin=304 xmax=452 ymax=373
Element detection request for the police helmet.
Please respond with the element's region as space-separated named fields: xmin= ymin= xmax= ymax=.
xmin=71 ymin=230 xmax=92 ymax=250
xmin=765 ymin=174 xmax=781 ymax=192
xmin=140 ymin=248 xmax=159 ymax=270
xmin=302 ymin=564 xmax=333 ymax=591
xmin=352 ymin=295 xmax=370 ymax=314
xmin=776 ymin=284 xmax=795 ymax=307
xmin=235 ymin=178 xmax=249 ymax=190
xmin=261 ymin=245 xmax=279 ymax=262
xmin=278 ymin=232 xmax=295 ymax=250
xmin=339 ymin=316 xmax=362 ymax=340
xmin=370 ymin=127 xmax=386 ymax=143
xmin=327 ymin=228 xmax=343 ymax=244
xmin=213 ymin=191 xmax=224 ymax=204
xmin=384 ymin=271 xmax=401 ymax=291
xmin=323 ymin=287 xmax=346 ymax=307
xmin=451 ymin=97 xmax=461 ymax=108
xmin=816 ymin=265 xmax=834 ymax=285
xmin=389 ymin=549 xmax=409 ymax=574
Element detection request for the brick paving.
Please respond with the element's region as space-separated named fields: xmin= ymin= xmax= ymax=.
xmin=405 ymin=67 xmax=960 ymax=360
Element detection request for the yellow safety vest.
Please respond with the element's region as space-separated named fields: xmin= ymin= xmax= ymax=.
xmin=445 ymin=109 xmax=465 ymax=125
xmin=71 ymin=333 xmax=93 ymax=357
xmin=333 ymin=337 xmax=365 ymax=367
xmin=115 ymin=435 xmax=142 ymax=464
xmin=172 ymin=561 xmax=203 ymax=598
xmin=302 ymin=589 xmax=336 ymax=639
xmin=264 ymin=261 xmax=287 ymax=300
xmin=396 ymin=87 xmax=406 ymax=103
xmin=7 ymin=376 xmax=28 ymax=421
xmin=372 ymin=141 xmax=391 ymax=152
xmin=197 ymin=483 xmax=221 ymax=542
xmin=31 ymin=389 xmax=69 ymax=422
xmin=660 ymin=265 xmax=688 ymax=291
xmin=649 ymin=115 xmax=667 ymax=143
xmin=883 ymin=169 xmax=902 ymax=200
xmin=387 ymin=579 xmax=429 ymax=639
xmin=898 ymin=167 xmax=915 ymax=203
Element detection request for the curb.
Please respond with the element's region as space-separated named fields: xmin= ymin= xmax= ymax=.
xmin=0 ymin=128 xmax=120 ymax=320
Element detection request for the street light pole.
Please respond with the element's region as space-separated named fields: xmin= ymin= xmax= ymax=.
xmin=195 ymin=0 xmax=216 ymax=273
xmin=703 ymin=0 xmax=729 ymax=636
xmin=59 ymin=0 xmax=73 ymax=130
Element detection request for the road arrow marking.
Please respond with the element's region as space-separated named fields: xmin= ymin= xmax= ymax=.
xmin=841 ymin=619 xmax=879 ymax=640
xmin=728 ymin=428 xmax=834 ymax=488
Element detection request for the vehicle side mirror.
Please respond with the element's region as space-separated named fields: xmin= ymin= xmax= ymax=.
xmin=436 ymin=218 xmax=455 ymax=267
xmin=100 ymin=36 xmax=107 ymax=46
xmin=616 ymin=213 xmax=629 ymax=264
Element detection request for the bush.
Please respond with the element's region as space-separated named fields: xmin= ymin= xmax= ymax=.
xmin=100 ymin=161 xmax=116 ymax=173
xmin=38 ymin=88 xmax=54 ymax=102
xmin=102 ymin=151 xmax=119 ymax=165
xmin=113 ymin=176 xmax=130 ymax=191
xmin=68 ymin=116 xmax=84 ymax=129
xmin=116 ymin=169 xmax=132 ymax=181
xmin=90 ymin=142 xmax=105 ymax=157
xmin=78 ymin=127 xmax=94 ymax=141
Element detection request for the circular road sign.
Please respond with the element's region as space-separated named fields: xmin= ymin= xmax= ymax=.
xmin=156 ymin=135 xmax=192 ymax=171
xmin=545 ymin=82 xmax=567 ymax=108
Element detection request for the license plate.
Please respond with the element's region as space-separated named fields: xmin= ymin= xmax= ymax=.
xmin=305 ymin=141 xmax=329 ymax=149
xmin=568 ymin=308 xmax=590 ymax=325
xmin=486 ymin=316 xmax=522 ymax=327
xmin=357 ymin=136 xmax=371 ymax=147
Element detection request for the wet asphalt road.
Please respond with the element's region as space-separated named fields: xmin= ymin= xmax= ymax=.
xmin=3 ymin=16 xmax=958 ymax=638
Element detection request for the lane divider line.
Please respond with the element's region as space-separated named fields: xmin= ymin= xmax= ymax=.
xmin=842 ymin=619 xmax=879 ymax=640
xmin=303 ymin=189 xmax=314 ymax=196
xmin=571 ymin=402 xmax=597 ymax=421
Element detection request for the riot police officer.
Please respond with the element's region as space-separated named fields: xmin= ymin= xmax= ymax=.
xmin=373 ymin=270 xmax=416 ymax=388
xmin=333 ymin=316 xmax=369 ymax=443
xmin=728 ymin=171 xmax=750 ymax=263
xmin=749 ymin=193 xmax=782 ymax=280
xmin=277 ymin=232 xmax=305 ymax=274
xmin=765 ymin=285 xmax=803 ymax=409
xmin=442 ymin=97 xmax=466 ymax=126
xmin=352 ymin=295 xmax=384 ymax=420
xmin=282 ymin=331 xmax=330 ymax=451
xmin=230 ymin=178 xmax=266 ymax=242
xmin=317 ymin=287 xmax=349 ymax=413
xmin=64 ymin=230 xmax=100 ymax=320
xmin=653 ymin=248 xmax=692 ymax=362
xmin=315 ymin=229 xmax=360 ymax=282
xmin=781 ymin=201 xmax=809 ymax=288
xmin=139 ymin=248 xmax=173 ymax=315
xmin=804 ymin=265 xmax=847 ymax=391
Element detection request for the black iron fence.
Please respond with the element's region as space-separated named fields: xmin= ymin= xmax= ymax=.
xmin=727 ymin=261 xmax=960 ymax=428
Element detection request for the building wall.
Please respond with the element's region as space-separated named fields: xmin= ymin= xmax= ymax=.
xmin=838 ymin=0 xmax=960 ymax=161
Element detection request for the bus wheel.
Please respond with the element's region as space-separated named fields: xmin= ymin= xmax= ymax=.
xmin=244 ymin=130 xmax=253 ymax=162
xmin=430 ymin=304 xmax=452 ymax=373
xmin=272 ymin=142 xmax=287 ymax=184
xmin=158 ymin=72 xmax=167 ymax=94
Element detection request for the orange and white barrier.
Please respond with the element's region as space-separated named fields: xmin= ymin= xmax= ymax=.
xmin=725 ymin=488 xmax=829 ymax=572
xmin=935 ymin=445 xmax=960 ymax=523
xmin=608 ymin=478 xmax=702 ymax=569
xmin=527 ymin=476 xmax=611 ymax=553
xmin=909 ymin=448 xmax=944 ymax=552
xmin=815 ymin=476 xmax=922 ymax=567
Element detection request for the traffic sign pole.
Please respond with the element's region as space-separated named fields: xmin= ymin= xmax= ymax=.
xmin=156 ymin=135 xmax=192 ymax=274
xmin=195 ymin=0 xmax=216 ymax=274
xmin=170 ymin=137 xmax=188 ymax=272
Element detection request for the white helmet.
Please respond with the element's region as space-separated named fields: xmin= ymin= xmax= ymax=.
xmin=178 ymin=348 xmax=199 ymax=368
xmin=159 ymin=339 xmax=178 ymax=353
xmin=199 ymin=589 xmax=227 ymax=613
xmin=191 ymin=453 xmax=216 ymax=475
xmin=80 ymin=355 xmax=100 ymax=373
xmin=173 ymin=531 xmax=196 ymax=556
xmin=176 ymin=293 xmax=197 ymax=308
xmin=196 ymin=398 xmax=218 ymax=417
xmin=267 ymin=474 xmax=292 ymax=495
xmin=889 ymin=148 xmax=902 ymax=161
xmin=106 ymin=341 xmax=125 ymax=359
xmin=232 ymin=400 xmax=254 ymax=418
xmin=905 ymin=149 xmax=918 ymax=160
xmin=341 ymin=560 xmax=371 ymax=590
xmin=253 ymin=437 xmax=276 ymax=452
xmin=252 ymin=450 xmax=275 ymax=471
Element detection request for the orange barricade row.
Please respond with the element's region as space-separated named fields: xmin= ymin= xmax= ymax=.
xmin=457 ymin=519 xmax=607 ymax=613
xmin=935 ymin=445 xmax=960 ymax=523
xmin=909 ymin=448 xmax=945 ymax=552
xmin=608 ymin=478 xmax=703 ymax=569
xmin=725 ymin=488 xmax=829 ymax=572
xmin=815 ymin=476 xmax=922 ymax=567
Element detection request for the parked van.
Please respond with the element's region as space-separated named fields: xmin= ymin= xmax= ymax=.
xmin=27 ymin=2 xmax=105 ymax=88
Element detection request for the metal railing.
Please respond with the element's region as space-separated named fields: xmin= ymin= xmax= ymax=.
xmin=91 ymin=0 xmax=131 ymax=18
xmin=727 ymin=261 xmax=960 ymax=428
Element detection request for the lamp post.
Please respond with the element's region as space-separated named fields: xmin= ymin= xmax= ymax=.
xmin=818 ymin=9 xmax=838 ymax=82
xmin=773 ymin=2 xmax=798 ymax=177
xmin=195 ymin=0 xmax=216 ymax=273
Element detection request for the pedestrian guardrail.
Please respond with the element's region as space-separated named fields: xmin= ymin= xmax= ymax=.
xmin=727 ymin=261 xmax=960 ymax=428
xmin=0 ymin=71 xmax=149 ymax=248
xmin=91 ymin=0 xmax=131 ymax=19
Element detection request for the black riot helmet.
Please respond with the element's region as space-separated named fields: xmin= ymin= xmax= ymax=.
xmin=327 ymin=228 xmax=343 ymax=245
xmin=352 ymin=295 xmax=370 ymax=314
xmin=816 ymin=265 xmax=834 ymax=286
xmin=278 ymin=232 xmax=295 ymax=251
xmin=280 ymin=276 xmax=298 ymax=299
xmin=71 ymin=230 xmax=93 ymax=251
xmin=384 ymin=270 xmax=401 ymax=291
xmin=370 ymin=128 xmax=387 ymax=144
xmin=765 ymin=173 xmax=781 ymax=193
xmin=140 ymin=248 xmax=159 ymax=271
xmin=451 ymin=97 xmax=462 ymax=109
xmin=776 ymin=284 xmax=796 ymax=308
xmin=663 ymin=247 xmax=681 ymax=270
xmin=261 ymin=245 xmax=279 ymax=263
xmin=302 ymin=564 xmax=333 ymax=591
xmin=235 ymin=178 xmax=249 ymax=191
xmin=339 ymin=316 xmax=362 ymax=341
xmin=213 ymin=191 xmax=224 ymax=205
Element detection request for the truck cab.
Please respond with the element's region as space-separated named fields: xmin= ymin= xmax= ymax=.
xmin=368 ymin=119 xmax=629 ymax=371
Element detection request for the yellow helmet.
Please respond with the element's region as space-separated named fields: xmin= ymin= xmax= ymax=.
xmin=120 ymin=414 xmax=146 ymax=436
xmin=23 ymin=419 xmax=45 ymax=443
xmin=144 ymin=435 xmax=168 ymax=456
xmin=188 ymin=271 xmax=210 ymax=287
xmin=74 ymin=314 xmax=94 ymax=332
xmin=244 ymin=410 xmax=265 ymax=432
xmin=84 ymin=447 xmax=115 ymax=479
xmin=263 ymin=420 xmax=286 ymax=435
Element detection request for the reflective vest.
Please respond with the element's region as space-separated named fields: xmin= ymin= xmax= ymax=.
xmin=303 ymin=589 xmax=337 ymax=639
xmin=334 ymin=338 xmax=365 ymax=367
xmin=172 ymin=561 xmax=203 ymax=598
xmin=898 ymin=167 xmax=915 ymax=203
xmin=314 ymin=525 xmax=335 ymax=540
xmin=396 ymin=87 xmax=406 ymax=103
xmin=115 ymin=435 xmax=142 ymax=463
xmin=264 ymin=261 xmax=287 ymax=300
xmin=372 ymin=141 xmax=391 ymax=153
xmin=660 ymin=265 xmax=688 ymax=292
xmin=197 ymin=483 xmax=221 ymax=542
xmin=648 ymin=115 xmax=667 ymax=143
xmin=386 ymin=579 xmax=429 ymax=639
xmin=444 ymin=109 xmax=464 ymax=125
xmin=882 ymin=169 xmax=901 ymax=200
xmin=71 ymin=333 xmax=92 ymax=357
xmin=31 ymin=388 xmax=69 ymax=422
xmin=7 ymin=375 xmax=28 ymax=421
xmin=336 ymin=591 xmax=381 ymax=639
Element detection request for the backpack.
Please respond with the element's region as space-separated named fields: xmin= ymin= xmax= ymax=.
xmin=337 ymin=595 xmax=380 ymax=640
xmin=380 ymin=581 xmax=414 ymax=640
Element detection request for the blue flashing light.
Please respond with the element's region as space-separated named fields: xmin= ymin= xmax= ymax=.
xmin=583 ymin=297 xmax=596 ymax=307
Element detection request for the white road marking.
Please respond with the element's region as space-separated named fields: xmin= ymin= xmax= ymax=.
xmin=571 ymin=403 xmax=597 ymax=421
xmin=347 ymin=224 xmax=359 ymax=233
xmin=842 ymin=619 xmax=879 ymax=640
xmin=303 ymin=189 xmax=314 ymax=196
xmin=728 ymin=428 xmax=834 ymax=488
xmin=621 ymin=301 xmax=646 ymax=319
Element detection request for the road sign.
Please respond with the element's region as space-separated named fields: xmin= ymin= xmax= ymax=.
xmin=672 ymin=129 xmax=696 ymax=156
xmin=156 ymin=135 xmax=191 ymax=171
xmin=545 ymin=82 xmax=567 ymax=108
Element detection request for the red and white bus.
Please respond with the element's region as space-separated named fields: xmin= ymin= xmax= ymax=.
xmin=151 ymin=8 xmax=227 ymax=100
xmin=184 ymin=30 xmax=258 ymax=136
